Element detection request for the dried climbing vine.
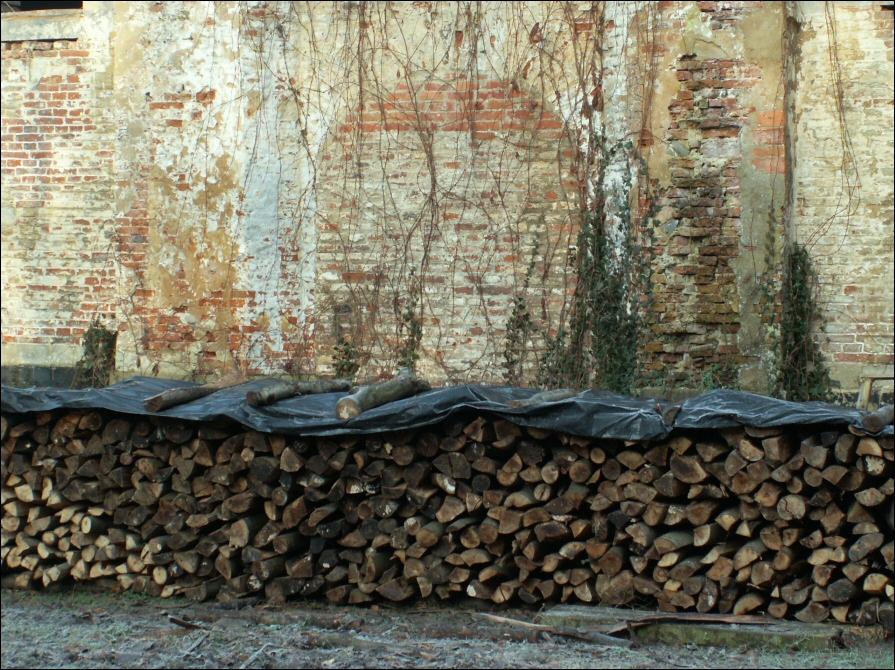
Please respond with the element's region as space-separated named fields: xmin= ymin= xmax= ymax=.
xmin=106 ymin=2 xmax=662 ymax=386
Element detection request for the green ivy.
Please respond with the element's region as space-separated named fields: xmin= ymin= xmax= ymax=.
xmin=589 ymin=236 xmax=640 ymax=395
xmin=73 ymin=318 xmax=116 ymax=388
xmin=502 ymin=251 xmax=537 ymax=386
xmin=700 ymin=361 xmax=739 ymax=391
xmin=332 ymin=335 xmax=361 ymax=380
xmin=777 ymin=243 xmax=833 ymax=401
xmin=536 ymin=136 xmax=650 ymax=395
xmin=396 ymin=271 xmax=423 ymax=372
xmin=536 ymin=326 xmax=581 ymax=389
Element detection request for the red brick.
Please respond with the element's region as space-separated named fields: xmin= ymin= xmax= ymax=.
xmin=149 ymin=101 xmax=184 ymax=110
xmin=757 ymin=110 xmax=785 ymax=126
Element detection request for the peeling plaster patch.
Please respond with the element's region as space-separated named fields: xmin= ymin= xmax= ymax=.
xmin=680 ymin=3 xmax=738 ymax=61
xmin=701 ymin=138 xmax=738 ymax=161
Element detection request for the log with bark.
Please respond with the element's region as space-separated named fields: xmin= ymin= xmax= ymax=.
xmin=144 ymin=374 xmax=246 ymax=412
xmin=246 ymin=379 xmax=352 ymax=407
xmin=507 ymin=389 xmax=577 ymax=409
xmin=335 ymin=370 xmax=431 ymax=420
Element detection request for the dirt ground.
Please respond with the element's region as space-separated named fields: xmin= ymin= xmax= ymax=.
xmin=1 ymin=588 xmax=892 ymax=669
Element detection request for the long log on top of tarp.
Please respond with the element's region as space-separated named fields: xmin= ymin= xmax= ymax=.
xmin=508 ymin=388 xmax=576 ymax=409
xmin=336 ymin=369 xmax=430 ymax=420
xmin=246 ymin=379 xmax=352 ymax=407
xmin=144 ymin=373 xmax=246 ymax=412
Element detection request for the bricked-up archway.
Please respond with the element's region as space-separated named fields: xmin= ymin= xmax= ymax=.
xmin=314 ymin=76 xmax=579 ymax=383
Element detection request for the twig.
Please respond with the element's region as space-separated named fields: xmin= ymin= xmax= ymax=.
xmin=168 ymin=614 xmax=205 ymax=630
xmin=246 ymin=378 xmax=352 ymax=407
xmin=150 ymin=601 xmax=192 ymax=609
xmin=183 ymin=629 xmax=210 ymax=656
xmin=240 ymin=643 xmax=272 ymax=669
xmin=144 ymin=373 xmax=245 ymax=412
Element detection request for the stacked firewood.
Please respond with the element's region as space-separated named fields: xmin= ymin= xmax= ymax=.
xmin=1 ymin=410 xmax=892 ymax=628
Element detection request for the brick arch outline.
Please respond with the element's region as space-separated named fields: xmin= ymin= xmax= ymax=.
xmin=313 ymin=74 xmax=581 ymax=383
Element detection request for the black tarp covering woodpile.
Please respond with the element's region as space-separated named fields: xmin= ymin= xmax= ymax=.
xmin=2 ymin=376 xmax=890 ymax=439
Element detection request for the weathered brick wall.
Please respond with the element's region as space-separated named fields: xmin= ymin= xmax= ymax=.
xmin=1 ymin=10 xmax=117 ymax=372
xmin=109 ymin=1 xmax=315 ymax=379
xmin=5 ymin=2 xmax=588 ymax=384
xmin=0 ymin=1 xmax=892 ymax=397
xmin=788 ymin=1 xmax=895 ymax=395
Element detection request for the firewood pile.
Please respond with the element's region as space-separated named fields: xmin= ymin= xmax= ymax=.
xmin=1 ymin=409 xmax=892 ymax=629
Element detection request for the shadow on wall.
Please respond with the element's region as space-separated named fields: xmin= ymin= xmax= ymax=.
xmin=0 ymin=318 xmax=117 ymax=389
xmin=0 ymin=365 xmax=78 ymax=388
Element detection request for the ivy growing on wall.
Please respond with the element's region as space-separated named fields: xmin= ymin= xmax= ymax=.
xmin=72 ymin=318 xmax=117 ymax=388
xmin=776 ymin=243 xmax=833 ymax=401
xmin=502 ymin=252 xmax=537 ymax=387
xmin=332 ymin=335 xmax=361 ymax=381
xmin=396 ymin=270 xmax=423 ymax=373
xmin=535 ymin=137 xmax=652 ymax=395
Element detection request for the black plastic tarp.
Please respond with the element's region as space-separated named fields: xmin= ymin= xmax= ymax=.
xmin=674 ymin=389 xmax=882 ymax=431
xmin=1 ymin=377 xmax=890 ymax=439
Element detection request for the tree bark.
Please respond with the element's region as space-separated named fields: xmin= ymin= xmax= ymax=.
xmin=336 ymin=370 xmax=430 ymax=420
xmin=144 ymin=374 xmax=245 ymax=412
xmin=246 ymin=379 xmax=352 ymax=407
